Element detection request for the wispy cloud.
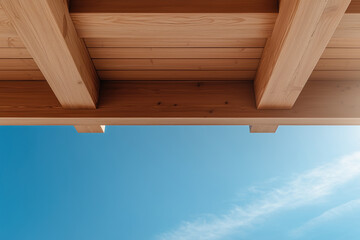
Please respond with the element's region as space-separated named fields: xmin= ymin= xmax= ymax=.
xmin=157 ymin=152 xmax=360 ymax=240
xmin=291 ymin=198 xmax=360 ymax=237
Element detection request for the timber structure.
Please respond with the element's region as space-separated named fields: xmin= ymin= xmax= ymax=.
xmin=0 ymin=0 xmax=359 ymax=133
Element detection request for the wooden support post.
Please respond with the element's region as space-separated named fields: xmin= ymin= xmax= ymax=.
xmin=75 ymin=125 xmax=106 ymax=133
xmin=254 ymin=0 xmax=351 ymax=109
xmin=0 ymin=0 xmax=103 ymax=133
xmin=249 ymin=125 xmax=278 ymax=133
xmin=0 ymin=0 xmax=100 ymax=108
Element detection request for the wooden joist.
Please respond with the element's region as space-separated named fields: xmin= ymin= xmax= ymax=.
xmin=254 ymin=0 xmax=351 ymax=109
xmin=249 ymin=125 xmax=278 ymax=133
xmin=69 ymin=0 xmax=279 ymax=13
xmin=0 ymin=2 xmax=359 ymax=41
xmin=0 ymin=80 xmax=360 ymax=126
xmin=0 ymin=0 xmax=99 ymax=109
xmin=75 ymin=125 xmax=106 ymax=133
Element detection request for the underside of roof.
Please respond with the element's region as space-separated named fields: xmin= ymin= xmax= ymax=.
xmin=0 ymin=0 xmax=359 ymax=133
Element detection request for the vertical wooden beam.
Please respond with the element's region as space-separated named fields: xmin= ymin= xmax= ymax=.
xmin=75 ymin=125 xmax=106 ymax=133
xmin=0 ymin=0 xmax=99 ymax=109
xmin=249 ymin=125 xmax=278 ymax=133
xmin=254 ymin=0 xmax=351 ymax=109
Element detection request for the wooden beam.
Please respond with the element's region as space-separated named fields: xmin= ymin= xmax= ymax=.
xmin=249 ymin=125 xmax=278 ymax=133
xmin=88 ymin=48 xmax=263 ymax=59
xmin=70 ymin=0 xmax=279 ymax=13
xmin=75 ymin=125 xmax=106 ymax=133
xmin=0 ymin=0 xmax=99 ymax=109
xmin=0 ymin=80 xmax=360 ymax=125
xmin=254 ymin=0 xmax=351 ymax=109
xmin=1 ymin=4 xmax=360 ymax=41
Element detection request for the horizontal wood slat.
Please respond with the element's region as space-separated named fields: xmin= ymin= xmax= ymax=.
xmin=1 ymin=80 xmax=360 ymax=125
xmin=1 ymin=71 xmax=357 ymax=82
xmin=0 ymin=59 xmax=38 ymax=70
xmin=98 ymin=70 xmax=256 ymax=81
xmin=0 ymin=37 xmax=24 ymax=47
xmin=316 ymin=59 xmax=360 ymax=71
xmin=88 ymin=48 xmax=264 ymax=59
xmin=84 ymin=38 xmax=268 ymax=48
xmin=309 ymin=71 xmax=360 ymax=81
xmin=0 ymin=47 xmax=31 ymax=58
xmin=93 ymin=59 xmax=260 ymax=70
xmin=1 ymin=70 xmax=358 ymax=82
xmin=327 ymin=38 xmax=360 ymax=48
xmin=70 ymin=0 xmax=279 ymax=13
xmin=0 ymin=70 xmax=44 ymax=80
xmin=321 ymin=48 xmax=360 ymax=58
xmin=71 ymin=13 xmax=278 ymax=39
xmin=88 ymin=47 xmax=360 ymax=59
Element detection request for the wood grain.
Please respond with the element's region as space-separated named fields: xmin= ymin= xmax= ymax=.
xmin=98 ymin=70 xmax=256 ymax=81
xmin=0 ymin=59 xmax=38 ymax=70
xmin=255 ymin=0 xmax=351 ymax=109
xmin=0 ymin=70 xmax=44 ymax=80
xmin=93 ymin=59 xmax=260 ymax=71
xmin=0 ymin=37 xmax=24 ymax=47
xmin=316 ymin=59 xmax=360 ymax=71
xmin=89 ymin=48 xmax=263 ymax=59
xmin=84 ymin=38 xmax=268 ymax=48
xmin=321 ymin=48 xmax=360 ymax=58
xmin=249 ymin=125 xmax=278 ymax=133
xmin=74 ymin=125 xmax=105 ymax=133
xmin=0 ymin=0 xmax=99 ymax=109
xmin=0 ymin=5 xmax=17 ymax=37
xmin=0 ymin=47 xmax=31 ymax=58
xmin=0 ymin=80 xmax=360 ymax=125
xmin=309 ymin=71 xmax=360 ymax=81
xmin=71 ymin=13 xmax=277 ymax=39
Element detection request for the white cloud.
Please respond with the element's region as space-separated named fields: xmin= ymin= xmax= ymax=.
xmin=291 ymin=198 xmax=360 ymax=237
xmin=157 ymin=152 xmax=360 ymax=240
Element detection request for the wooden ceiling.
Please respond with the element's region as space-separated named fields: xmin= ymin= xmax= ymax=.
xmin=0 ymin=0 xmax=359 ymax=133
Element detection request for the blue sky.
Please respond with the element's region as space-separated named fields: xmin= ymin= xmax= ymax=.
xmin=1 ymin=126 xmax=360 ymax=240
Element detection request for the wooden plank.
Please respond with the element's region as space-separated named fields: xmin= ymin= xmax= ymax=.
xmin=0 ymin=5 xmax=17 ymax=37
xmin=0 ymin=80 xmax=360 ymax=125
xmin=321 ymin=48 xmax=360 ymax=58
xmin=98 ymin=71 xmax=256 ymax=81
xmin=0 ymin=37 xmax=24 ymax=47
xmin=332 ymin=14 xmax=360 ymax=38
xmin=93 ymin=59 xmax=260 ymax=71
xmin=254 ymin=0 xmax=351 ymax=109
xmin=1 ymin=10 xmax=360 ymax=41
xmin=309 ymin=71 xmax=360 ymax=81
xmin=0 ymin=0 xmax=99 ymax=109
xmin=0 ymin=59 xmax=38 ymax=70
xmin=70 ymin=0 xmax=279 ymax=13
xmin=71 ymin=13 xmax=277 ymax=39
xmin=88 ymin=48 xmax=263 ymax=59
xmin=0 ymin=48 xmax=31 ymax=58
xmin=315 ymin=59 xmax=360 ymax=71
xmin=70 ymin=0 xmax=360 ymax=13
xmin=70 ymin=12 xmax=360 ymax=39
xmin=249 ymin=125 xmax=278 ymax=133
xmin=75 ymin=125 xmax=105 ymax=133
xmin=84 ymin=38 xmax=268 ymax=48
xmin=90 ymin=47 xmax=360 ymax=59
xmin=328 ymin=38 xmax=360 ymax=47
xmin=0 ymin=71 xmax=44 ymax=80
